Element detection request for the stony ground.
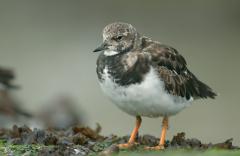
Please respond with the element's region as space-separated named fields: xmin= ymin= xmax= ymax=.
xmin=0 ymin=125 xmax=239 ymax=156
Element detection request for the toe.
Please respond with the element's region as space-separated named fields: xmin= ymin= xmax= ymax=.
xmin=117 ymin=142 xmax=138 ymax=149
xmin=144 ymin=145 xmax=165 ymax=150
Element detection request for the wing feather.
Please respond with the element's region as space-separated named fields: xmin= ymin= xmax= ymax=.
xmin=141 ymin=37 xmax=216 ymax=99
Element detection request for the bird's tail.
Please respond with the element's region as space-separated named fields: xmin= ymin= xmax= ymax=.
xmin=196 ymin=80 xmax=217 ymax=99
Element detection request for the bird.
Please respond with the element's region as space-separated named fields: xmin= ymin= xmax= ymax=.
xmin=93 ymin=22 xmax=216 ymax=150
xmin=0 ymin=67 xmax=19 ymax=90
xmin=0 ymin=67 xmax=32 ymax=128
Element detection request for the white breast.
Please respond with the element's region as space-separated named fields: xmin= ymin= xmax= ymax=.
xmin=99 ymin=67 xmax=193 ymax=117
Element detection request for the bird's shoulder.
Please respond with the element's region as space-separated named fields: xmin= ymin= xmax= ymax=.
xmin=139 ymin=36 xmax=187 ymax=74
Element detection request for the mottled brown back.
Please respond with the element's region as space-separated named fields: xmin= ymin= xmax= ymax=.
xmin=141 ymin=37 xmax=216 ymax=100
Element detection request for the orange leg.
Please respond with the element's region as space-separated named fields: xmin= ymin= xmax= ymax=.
xmin=118 ymin=116 xmax=142 ymax=149
xmin=145 ymin=116 xmax=169 ymax=150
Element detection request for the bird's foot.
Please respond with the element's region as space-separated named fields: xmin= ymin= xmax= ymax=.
xmin=117 ymin=142 xmax=138 ymax=149
xmin=144 ymin=145 xmax=165 ymax=150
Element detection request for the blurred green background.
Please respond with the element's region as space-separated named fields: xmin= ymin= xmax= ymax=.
xmin=0 ymin=0 xmax=239 ymax=145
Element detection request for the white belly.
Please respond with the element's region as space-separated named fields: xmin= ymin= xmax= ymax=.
xmin=99 ymin=67 xmax=192 ymax=117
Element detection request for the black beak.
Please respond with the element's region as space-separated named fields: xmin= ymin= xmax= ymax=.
xmin=93 ymin=42 xmax=108 ymax=52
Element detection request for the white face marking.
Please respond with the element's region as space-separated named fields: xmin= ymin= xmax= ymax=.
xmin=99 ymin=67 xmax=193 ymax=117
xmin=104 ymin=50 xmax=119 ymax=56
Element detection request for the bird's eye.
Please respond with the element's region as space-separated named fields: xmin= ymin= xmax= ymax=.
xmin=115 ymin=36 xmax=123 ymax=41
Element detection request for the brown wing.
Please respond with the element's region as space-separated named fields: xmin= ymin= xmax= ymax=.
xmin=142 ymin=38 xmax=216 ymax=100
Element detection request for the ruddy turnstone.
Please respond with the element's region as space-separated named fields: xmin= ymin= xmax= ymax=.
xmin=93 ymin=22 xmax=216 ymax=150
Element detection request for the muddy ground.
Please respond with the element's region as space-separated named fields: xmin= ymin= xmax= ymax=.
xmin=0 ymin=125 xmax=239 ymax=156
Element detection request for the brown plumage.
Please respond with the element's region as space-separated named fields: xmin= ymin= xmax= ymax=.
xmin=140 ymin=37 xmax=216 ymax=100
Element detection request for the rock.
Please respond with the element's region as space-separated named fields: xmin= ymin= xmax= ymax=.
xmin=186 ymin=138 xmax=201 ymax=148
xmin=72 ymin=133 xmax=88 ymax=145
xmin=213 ymin=138 xmax=235 ymax=149
xmin=104 ymin=134 xmax=119 ymax=144
xmin=58 ymin=137 xmax=74 ymax=146
xmin=18 ymin=125 xmax=32 ymax=134
xmin=117 ymin=135 xmax=129 ymax=144
xmin=139 ymin=134 xmax=159 ymax=146
xmin=33 ymin=128 xmax=46 ymax=144
xmin=72 ymin=145 xmax=90 ymax=156
xmin=43 ymin=132 xmax=58 ymax=145
xmin=171 ymin=132 xmax=186 ymax=146
xmin=0 ymin=125 xmax=239 ymax=154
xmin=11 ymin=125 xmax=20 ymax=138
xmin=99 ymin=144 xmax=119 ymax=156
xmin=22 ymin=132 xmax=35 ymax=144
xmin=72 ymin=126 xmax=104 ymax=140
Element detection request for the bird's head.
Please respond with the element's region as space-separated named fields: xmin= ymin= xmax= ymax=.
xmin=93 ymin=22 xmax=138 ymax=56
